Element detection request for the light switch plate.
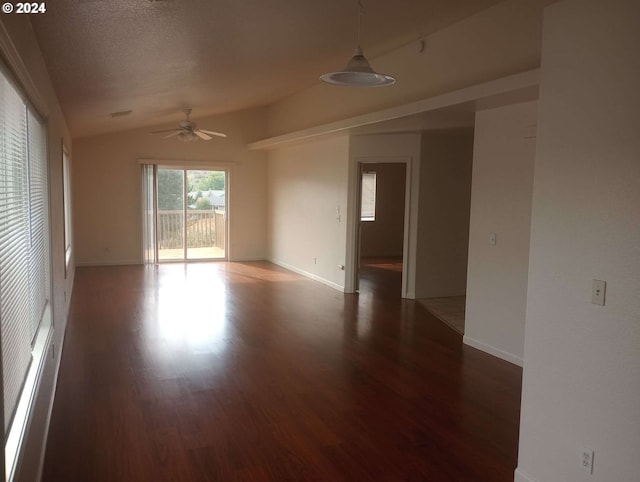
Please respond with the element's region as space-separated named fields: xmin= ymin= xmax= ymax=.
xmin=581 ymin=448 xmax=594 ymax=474
xmin=591 ymin=280 xmax=606 ymax=306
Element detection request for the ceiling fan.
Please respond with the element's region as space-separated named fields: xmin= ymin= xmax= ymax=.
xmin=151 ymin=109 xmax=227 ymax=142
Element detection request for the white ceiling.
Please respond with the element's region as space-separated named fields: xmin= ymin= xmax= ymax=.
xmin=31 ymin=0 xmax=503 ymax=138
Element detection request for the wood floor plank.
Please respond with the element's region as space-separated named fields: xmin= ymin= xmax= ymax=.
xmin=42 ymin=261 xmax=522 ymax=481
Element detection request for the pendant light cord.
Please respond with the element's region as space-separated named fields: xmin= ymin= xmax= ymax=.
xmin=319 ymin=0 xmax=395 ymax=86
xmin=357 ymin=0 xmax=363 ymax=49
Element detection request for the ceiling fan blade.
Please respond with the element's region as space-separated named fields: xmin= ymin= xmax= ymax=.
xmin=151 ymin=128 xmax=180 ymax=134
xmin=198 ymin=129 xmax=227 ymax=138
xmin=194 ymin=130 xmax=212 ymax=140
xmin=164 ymin=131 xmax=182 ymax=139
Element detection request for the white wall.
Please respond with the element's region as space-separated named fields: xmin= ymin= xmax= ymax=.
xmin=0 ymin=15 xmax=74 ymax=482
xmin=73 ymin=107 xmax=268 ymax=265
xmin=464 ymin=102 xmax=537 ymax=366
xmin=516 ymin=1 xmax=640 ymax=481
xmin=360 ymin=163 xmax=406 ymax=258
xmin=267 ymin=0 xmax=554 ymax=137
xmin=415 ymin=130 xmax=474 ymax=299
xmin=267 ymin=136 xmax=350 ymax=290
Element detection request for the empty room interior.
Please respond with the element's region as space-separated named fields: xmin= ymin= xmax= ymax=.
xmin=0 ymin=0 xmax=638 ymax=481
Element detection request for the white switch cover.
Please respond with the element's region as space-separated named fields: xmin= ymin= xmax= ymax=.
xmin=489 ymin=233 xmax=497 ymax=246
xmin=581 ymin=448 xmax=594 ymax=474
xmin=591 ymin=280 xmax=606 ymax=306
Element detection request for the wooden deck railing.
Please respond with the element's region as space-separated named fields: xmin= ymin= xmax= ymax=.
xmin=157 ymin=210 xmax=225 ymax=250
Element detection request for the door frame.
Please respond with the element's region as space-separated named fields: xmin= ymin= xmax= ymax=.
xmin=345 ymin=156 xmax=414 ymax=298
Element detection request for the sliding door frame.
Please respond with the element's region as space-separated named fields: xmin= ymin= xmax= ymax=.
xmin=142 ymin=162 xmax=230 ymax=263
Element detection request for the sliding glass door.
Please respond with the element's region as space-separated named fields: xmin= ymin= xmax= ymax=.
xmin=155 ymin=167 xmax=226 ymax=262
xmin=186 ymin=170 xmax=226 ymax=260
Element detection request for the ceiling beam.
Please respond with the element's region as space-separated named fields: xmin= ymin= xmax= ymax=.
xmin=248 ymin=69 xmax=539 ymax=150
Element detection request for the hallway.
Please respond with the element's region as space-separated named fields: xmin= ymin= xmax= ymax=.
xmin=43 ymin=262 xmax=522 ymax=481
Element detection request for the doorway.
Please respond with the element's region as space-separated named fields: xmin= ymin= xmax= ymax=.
xmin=155 ymin=168 xmax=227 ymax=262
xmin=355 ymin=162 xmax=407 ymax=297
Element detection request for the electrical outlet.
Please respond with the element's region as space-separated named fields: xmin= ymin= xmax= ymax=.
xmin=581 ymin=448 xmax=594 ymax=474
xmin=489 ymin=233 xmax=497 ymax=246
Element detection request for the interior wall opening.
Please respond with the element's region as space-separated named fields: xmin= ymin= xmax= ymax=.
xmin=414 ymin=129 xmax=474 ymax=336
xmin=356 ymin=162 xmax=407 ymax=298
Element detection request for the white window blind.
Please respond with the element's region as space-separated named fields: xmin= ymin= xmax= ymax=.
xmin=141 ymin=164 xmax=156 ymax=264
xmin=0 ymin=74 xmax=32 ymax=433
xmin=361 ymin=171 xmax=377 ymax=221
xmin=0 ymin=70 xmax=49 ymax=435
xmin=27 ymin=110 xmax=49 ymax=340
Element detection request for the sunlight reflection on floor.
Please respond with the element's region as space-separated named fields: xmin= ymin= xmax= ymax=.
xmin=154 ymin=264 xmax=228 ymax=351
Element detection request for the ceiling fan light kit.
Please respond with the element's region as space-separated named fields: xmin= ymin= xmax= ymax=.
xmin=150 ymin=109 xmax=227 ymax=142
xmin=177 ymin=130 xmax=198 ymax=142
xmin=320 ymin=0 xmax=395 ymax=88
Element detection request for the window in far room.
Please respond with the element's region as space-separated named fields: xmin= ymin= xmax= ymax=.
xmin=361 ymin=171 xmax=377 ymax=222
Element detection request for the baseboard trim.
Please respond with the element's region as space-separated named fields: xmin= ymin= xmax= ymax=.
xmin=463 ymin=335 xmax=523 ymax=367
xmin=514 ymin=467 xmax=538 ymax=482
xmin=269 ymin=259 xmax=344 ymax=293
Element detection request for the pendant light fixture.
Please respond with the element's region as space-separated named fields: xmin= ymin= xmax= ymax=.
xmin=320 ymin=0 xmax=395 ymax=87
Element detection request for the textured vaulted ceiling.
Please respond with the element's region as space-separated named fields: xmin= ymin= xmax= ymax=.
xmin=31 ymin=0 xmax=503 ymax=138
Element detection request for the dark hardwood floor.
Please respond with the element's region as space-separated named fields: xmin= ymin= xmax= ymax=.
xmin=42 ymin=262 xmax=522 ymax=481
xmin=358 ymin=257 xmax=404 ymax=300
